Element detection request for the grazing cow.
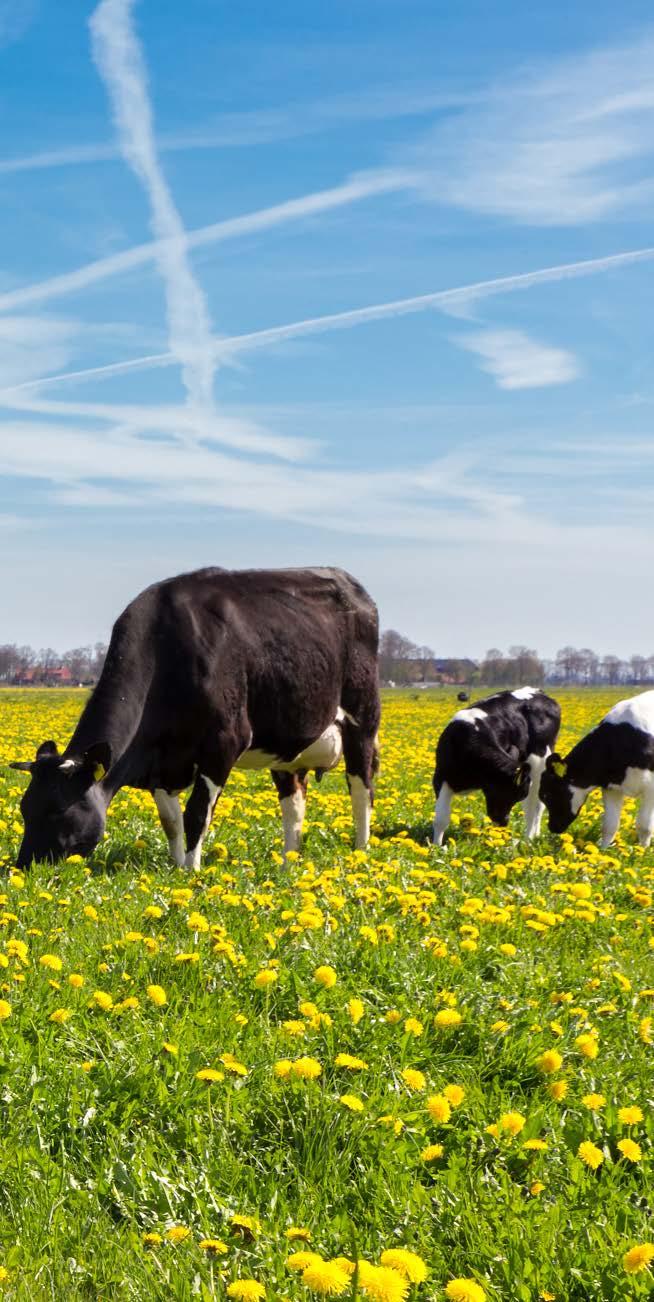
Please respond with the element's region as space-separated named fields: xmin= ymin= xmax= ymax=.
xmin=432 ymin=687 xmax=561 ymax=845
xmin=540 ymin=690 xmax=654 ymax=848
xmin=10 ymin=567 xmax=380 ymax=869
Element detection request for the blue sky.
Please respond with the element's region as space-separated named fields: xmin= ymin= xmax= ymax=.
xmin=1 ymin=0 xmax=654 ymax=657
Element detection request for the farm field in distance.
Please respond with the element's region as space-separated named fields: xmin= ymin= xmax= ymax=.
xmin=0 ymin=687 xmax=652 ymax=1301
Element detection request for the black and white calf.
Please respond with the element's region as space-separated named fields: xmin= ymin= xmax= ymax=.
xmin=540 ymin=690 xmax=654 ymax=848
xmin=432 ymin=688 xmax=561 ymax=844
xmin=10 ymin=566 xmax=380 ymax=869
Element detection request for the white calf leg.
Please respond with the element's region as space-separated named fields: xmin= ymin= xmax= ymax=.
xmin=433 ymin=782 xmax=453 ymax=846
xmin=600 ymin=788 xmax=624 ymax=848
xmin=522 ymin=752 xmax=548 ymax=839
xmin=154 ymin=789 xmax=185 ymax=866
xmin=348 ymin=775 xmax=372 ymax=849
xmin=635 ymin=794 xmax=654 ymax=847
xmin=281 ymin=786 xmax=307 ymax=854
xmin=184 ymin=776 xmax=221 ymax=870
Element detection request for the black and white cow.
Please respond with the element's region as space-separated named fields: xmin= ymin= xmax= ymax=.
xmin=540 ymin=690 xmax=654 ymax=847
xmin=11 ymin=567 xmax=381 ymax=869
xmin=432 ymin=688 xmax=561 ymax=844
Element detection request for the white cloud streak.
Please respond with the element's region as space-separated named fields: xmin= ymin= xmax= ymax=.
xmin=454 ymin=328 xmax=580 ymax=390
xmin=0 ymin=170 xmax=408 ymax=316
xmin=4 ymin=245 xmax=651 ymax=395
xmin=411 ymin=32 xmax=654 ymax=224
xmin=89 ymin=0 xmax=216 ymax=415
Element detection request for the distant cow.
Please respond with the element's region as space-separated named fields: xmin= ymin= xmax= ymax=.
xmin=432 ymin=687 xmax=561 ymax=844
xmin=540 ymin=690 xmax=654 ymax=847
xmin=11 ymin=567 xmax=380 ymax=869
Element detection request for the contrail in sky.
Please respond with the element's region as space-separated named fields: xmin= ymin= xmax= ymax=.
xmin=3 ymin=245 xmax=652 ymax=395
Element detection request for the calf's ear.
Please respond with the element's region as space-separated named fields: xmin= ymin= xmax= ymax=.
xmin=82 ymin=741 xmax=113 ymax=783
xmin=546 ymin=752 xmax=567 ymax=778
xmin=37 ymin=740 xmax=59 ymax=760
xmin=9 ymin=760 xmax=33 ymax=773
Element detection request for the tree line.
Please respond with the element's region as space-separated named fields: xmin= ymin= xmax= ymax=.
xmin=379 ymin=631 xmax=654 ymax=688
xmin=0 ymin=644 xmax=107 ymax=685
xmin=1 ymin=634 xmax=652 ymax=690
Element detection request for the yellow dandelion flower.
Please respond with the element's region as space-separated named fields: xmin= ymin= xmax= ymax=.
xmin=401 ymin=1068 xmax=426 ymax=1092
xmin=226 ymin=1281 xmax=265 ymax=1301
xmin=445 ymin=1280 xmax=487 ymax=1302
xmin=499 ymin=943 xmax=517 ymax=956
xmin=578 ymin=1141 xmax=604 ymax=1170
xmin=575 ymin=1033 xmax=598 ymax=1060
xmin=314 ymin=965 xmax=337 ymax=988
xmin=435 ymin=1008 xmax=462 ymax=1029
xmin=92 ymin=990 xmax=113 ymax=1011
xmin=420 ymin=1143 xmax=444 ymax=1161
xmin=537 ymin=1049 xmax=563 ymax=1075
xmin=358 ymin=1262 xmax=409 ymax=1301
xmin=380 ymin=1248 xmax=427 ymax=1283
xmin=196 ymin=1068 xmax=224 ymax=1083
xmin=443 ymin=1084 xmax=465 ymax=1107
xmin=165 ymin=1225 xmax=191 ymax=1242
xmin=426 ymin=1094 xmax=451 ymax=1124
xmin=302 ymin=1260 xmax=350 ymax=1295
xmin=499 ymin=1111 xmax=526 ymax=1137
xmin=199 ymin=1238 xmax=228 ymax=1254
xmin=49 ymin=1007 xmax=72 ymax=1024
xmin=347 ymin=998 xmax=364 ymax=1024
xmin=146 ymin=984 xmax=167 ymax=1007
xmin=547 ymin=1080 xmax=568 ymax=1101
xmin=162 ymin=1042 xmax=178 ymax=1056
xmin=617 ymin=1138 xmax=642 ymax=1162
xmin=229 ymin=1214 xmax=260 ymax=1237
xmin=220 ymin=1054 xmax=248 ymax=1076
xmin=623 ymin=1243 xmax=654 ymax=1274
xmin=143 ymin=1232 xmax=162 ymax=1246
xmin=582 ymin=1093 xmax=605 ymax=1110
xmin=253 ymin=969 xmax=277 ymax=988
xmin=0 ymin=1000 xmax=12 ymax=1021
xmin=618 ymin=1105 xmax=643 ymax=1125
xmin=639 ymin=1016 xmax=653 ymax=1044
xmin=286 ymin=1250 xmax=323 ymax=1271
xmin=285 ymin=1227 xmax=312 ymax=1241
xmin=274 ymin=1059 xmax=293 ymax=1079
xmin=523 ymin=1139 xmax=548 ymax=1152
xmin=404 ymin=1016 xmax=423 ymax=1037
xmin=334 ymin=1053 xmax=368 ymax=1070
xmin=290 ymin=1056 xmax=322 ymax=1080
xmin=39 ymin=954 xmax=62 ymax=972
xmin=339 ymin=1093 xmax=364 ymax=1112
xmin=385 ymin=1009 xmax=402 ymax=1024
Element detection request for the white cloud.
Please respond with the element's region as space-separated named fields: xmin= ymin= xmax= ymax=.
xmin=454 ymin=328 xmax=580 ymax=390
xmin=411 ymin=32 xmax=654 ymax=224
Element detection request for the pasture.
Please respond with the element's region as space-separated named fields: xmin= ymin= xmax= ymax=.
xmin=0 ymin=687 xmax=651 ymax=1300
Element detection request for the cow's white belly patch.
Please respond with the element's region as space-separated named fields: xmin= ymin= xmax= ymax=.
xmin=235 ymin=721 xmax=344 ymax=774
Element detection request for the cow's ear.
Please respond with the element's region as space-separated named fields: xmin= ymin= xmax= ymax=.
xmin=37 ymin=740 xmax=59 ymax=760
xmin=9 ymin=760 xmax=33 ymax=773
xmin=82 ymin=741 xmax=113 ymax=783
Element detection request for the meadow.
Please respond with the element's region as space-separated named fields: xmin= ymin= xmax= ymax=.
xmin=0 ymin=687 xmax=651 ymax=1301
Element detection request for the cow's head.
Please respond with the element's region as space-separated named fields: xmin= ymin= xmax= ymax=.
xmin=539 ymin=753 xmax=582 ymax=833
xmin=10 ymin=740 xmax=112 ymax=868
xmin=483 ymin=753 xmax=531 ymax=826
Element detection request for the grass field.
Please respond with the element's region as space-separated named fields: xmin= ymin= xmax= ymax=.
xmin=0 ymin=687 xmax=652 ymax=1301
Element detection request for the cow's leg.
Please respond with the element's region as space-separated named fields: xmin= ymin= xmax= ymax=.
xmin=184 ymin=774 xmax=222 ymax=869
xmin=341 ymin=723 xmax=380 ymax=850
xmin=154 ymin=788 xmax=185 ymax=866
xmin=635 ymin=792 xmax=654 ymax=847
xmin=522 ymin=751 xmax=548 ymax=838
xmin=271 ymin=769 xmax=308 ymax=856
xmin=600 ymin=788 xmax=623 ymax=848
xmin=433 ymin=779 xmax=453 ymax=846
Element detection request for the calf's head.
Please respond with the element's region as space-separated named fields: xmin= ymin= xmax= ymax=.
xmin=539 ymin=754 xmax=579 ymax=833
xmin=10 ymin=740 xmax=112 ymax=868
xmin=483 ymin=755 xmax=531 ymax=826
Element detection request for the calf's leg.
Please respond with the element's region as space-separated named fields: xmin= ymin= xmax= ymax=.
xmin=521 ymin=751 xmax=549 ymax=838
xmin=635 ymin=792 xmax=654 ymax=847
xmin=600 ymin=788 xmax=623 ymax=848
xmin=271 ymin=769 xmax=308 ymax=855
xmin=154 ymin=788 xmax=185 ymax=866
xmin=341 ymin=722 xmax=380 ymax=850
xmin=433 ymin=779 xmax=453 ymax=846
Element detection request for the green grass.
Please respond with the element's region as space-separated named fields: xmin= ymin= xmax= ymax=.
xmin=0 ymin=688 xmax=651 ymax=1300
